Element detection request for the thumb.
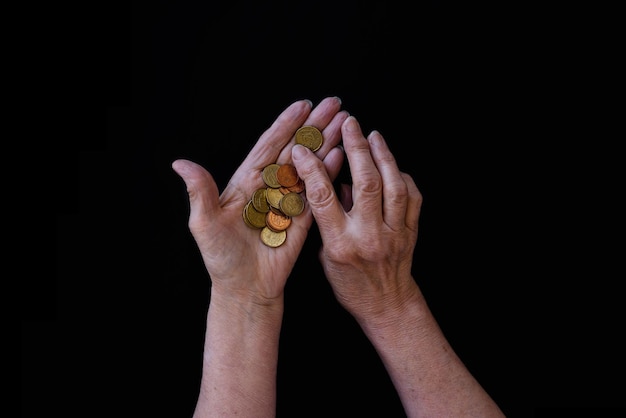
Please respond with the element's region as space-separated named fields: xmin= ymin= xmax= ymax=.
xmin=291 ymin=144 xmax=346 ymax=235
xmin=171 ymin=159 xmax=220 ymax=227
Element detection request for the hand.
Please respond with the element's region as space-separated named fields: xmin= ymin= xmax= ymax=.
xmin=291 ymin=115 xmax=423 ymax=323
xmin=172 ymin=97 xmax=349 ymax=302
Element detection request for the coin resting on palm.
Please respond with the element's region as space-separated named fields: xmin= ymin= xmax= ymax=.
xmin=242 ymin=125 xmax=324 ymax=247
xmin=295 ymin=125 xmax=323 ymax=152
xmin=260 ymin=227 xmax=286 ymax=248
xmin=243 ymin=161 xmax=308 ymax=247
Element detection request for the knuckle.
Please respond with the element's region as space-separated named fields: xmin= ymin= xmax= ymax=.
xmin=297 ymin=152 xmax=324 ymax=176
xmin=387 ymin=182 xmax=408 ymax=205
xmin=356 ymin=173 xmax=382 ymax=195
xmin=306 ymin=182 xmax=336 ymax=209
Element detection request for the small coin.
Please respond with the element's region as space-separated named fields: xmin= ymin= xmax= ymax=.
xmin=287 ymin=178 xmax=305 ymax=193
xmin=276 ymin=163 xmax=299 ymax=188
xmin=262 ymin=163 xmax=281 ymax=188
xmin=279 ymin=192 xmax=305 ymax=217
xmin=252 ymin=188 xmax=270 ymax=213
xmin=260 ymin=227 xmax=287 ymax=247
xmin=269 ymin=206 xmax=286 ymax=216
xmin=265 ymin=187 xmax=284 ymax=209
xmin=295 ymin=126 xmax=323 ymax=152
xmin=244 ymin=201 xmax=267 ymax=228
xmin=246 ymin=163 xmax=309 ymax=247
xmin=266 ymin=210 xmax=291 ymax=232
xmin=242 ymin=201 xmax=257 ymax=229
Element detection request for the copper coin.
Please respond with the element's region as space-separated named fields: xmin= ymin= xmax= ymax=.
xmin=287 ymin=178 xmax=305 ymax=193
xmin=276 ymin=163 xmax=299 ymax=187
xmin=266 ymin=210 xmax=291 ymax=232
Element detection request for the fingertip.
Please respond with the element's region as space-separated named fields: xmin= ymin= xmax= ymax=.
xmin=367 ymin=130 xmax=386 ymax=147
xmin=172 ymin=159 xmax=189 ymax=176
xmin=368 ymin=129 xmax=382 ymax=139
xmin=291 ymin=143 xmax=310 ymax=161
xmin=284 ymin=99 xmax=313 ymax=119
xmin=343 ymin=115 xmax=360 ymax=133
xmin=323 ymin=95 xmax=342 ymax=107
xmin=171 ymin=159 xmax=208 ymax=185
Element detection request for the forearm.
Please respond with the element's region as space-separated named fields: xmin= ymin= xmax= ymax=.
xmin=193 ymin=289 xmax=284 ymax=418
xmin=357 ymin=280 xmax=505 ymax=418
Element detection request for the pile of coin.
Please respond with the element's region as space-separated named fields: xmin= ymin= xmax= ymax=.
xmin=242 ymin=125 xmax=323 ymax=247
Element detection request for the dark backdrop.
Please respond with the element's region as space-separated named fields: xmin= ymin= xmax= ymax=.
xmin=28 ymin=1 xmax=611 ymax=417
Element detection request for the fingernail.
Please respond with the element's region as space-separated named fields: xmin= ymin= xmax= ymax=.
xmin=304 ymin=99 xmax=313 ymax=108
xmin=368 ymin=130 xmax=382 ymax=143
xmin=344 ymin=116 xmax=359 ymax=132
xmin=333 ymin=96 xmax=342 ymax=105
xmin=292 ymin=144 xmax=307 ymax=160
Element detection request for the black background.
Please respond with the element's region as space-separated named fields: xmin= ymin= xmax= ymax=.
xmin=27 ymin=1 xmax=625 ymax=417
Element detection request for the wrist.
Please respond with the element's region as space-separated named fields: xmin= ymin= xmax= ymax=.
xmin=209 ymin=285 xmax=285 ymax=323
xmin=354 ymin=278 xmax=432 ymax=338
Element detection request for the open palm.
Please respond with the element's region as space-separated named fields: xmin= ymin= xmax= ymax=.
xmin=173 ymin=97 xmax=348 ymax=301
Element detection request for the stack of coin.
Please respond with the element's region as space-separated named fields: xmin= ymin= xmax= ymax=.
xmin=242 ymin=125 xmax=323 ymax=247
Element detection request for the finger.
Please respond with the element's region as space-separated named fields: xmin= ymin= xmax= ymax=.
xmin=172 ymin=159 xmax=220 ymax=232
xmin=238 ymin=99 xmax=313 ymax=174
xmin=341 ymin=116 xmax=383 ymax=223
xmin=367 ymin=130 xmax=408 ymax=231
xmin=321 ymin=145 xmax=345 ymax=183
xmin=221 ymin=99 xmax=313 ymax=204
xmin=277 ymin=96 xmax=346 ymax=163
xmin=315 ymin=109 xmax=350 ymax=160
xmin=338 ymin=183 xmax=353 ymax=212
xmin=291 ymin=144 xmax=347 ymax=240
xmin=402 ymin=173 xmax=423 ymax=233
xmin=303 ymin=96 xmax=347 ymax=160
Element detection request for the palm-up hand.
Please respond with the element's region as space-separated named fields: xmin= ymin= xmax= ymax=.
xmin=172 ymin=97 xmax=348 ymax=302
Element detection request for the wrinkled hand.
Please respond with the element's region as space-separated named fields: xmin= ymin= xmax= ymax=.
xmin=291 ymin=115 xmax=423 ymax=321
xmin=173 ymin=97 xmax=348 ymax=302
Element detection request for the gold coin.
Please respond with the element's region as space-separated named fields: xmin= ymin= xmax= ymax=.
xmin=295 ymin=126 xmax=323 ymax=152
xmin=252 ymin=188 xmax=270 ymax=213
xmin=244 ymin=201 xmax=267 ymax=228
xmin=242 ymin=201 xmax=257 ymax=229
xmin=246 ymin=163 xmax=309 ymax=247
xmin=265 ymin=187 xmax=283 ymax=209
xmin=270 ymin=206 xmax=285 ymax=216
xmin=279 ymin=192 xmax=305 ymax=216
xmin=260 ymin=227 xmax=287 ymax=247
xmin=262 ymin=163 xmax=281 ymax=188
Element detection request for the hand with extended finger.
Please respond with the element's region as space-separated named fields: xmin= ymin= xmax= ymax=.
xmin=291 ymin=115 xmax=423 ymax=322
